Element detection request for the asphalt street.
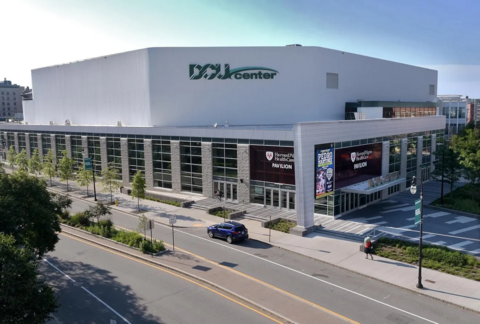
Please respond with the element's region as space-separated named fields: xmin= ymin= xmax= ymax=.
xmin=42 ymin=234 xmax=278 ymax=324
xmin=67 ymin=197 xmax=479 ymax=324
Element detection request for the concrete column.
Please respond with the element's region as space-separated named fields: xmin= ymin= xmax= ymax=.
xmin=416 ymin=136 xmax=423 ymax=181
xmin=120 ymin=138 xmax=130 ymax=185
xmin=170 ymin=140 xmax=181 ymax=193
xmin=65 ymin=135 xmax=72 ymax=159
xmin=201 ymin=142 xmax=213 ymax=197
xmin=81 ymin=136 xmax=88 ymax=156
xmin=381 ymin=140 xmax=390 ymax=199
xmin=100 ymin=137 xmax=108 ymax=171
xmin=14 ymin=132 xmax=19 ymax=153
xmin=237 ymin=144 xmax=250 ymax=204
xmin=37 ymin=134 xmax=43 ymax=161
xmin=400 ymin=138 xmax=407 ymax=191
xmin=144 ymin=139 xmax=154 ymax=189
xmin=430 ymin=134 xmax=437 ymax=172
xmin=51 ymin=134 xmax=57 ymax=165
xmin=25 ymin=133 xmax=31 ymax=158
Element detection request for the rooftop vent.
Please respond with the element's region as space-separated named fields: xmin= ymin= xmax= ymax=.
xmin=286 ymin=44 xmax=302 ymax=47
xmin=49 ymin=121 xmax=55 ymax=125
xmin=117 ymin=121 xmax=123 ymax=127
xmin=65 ymin=119 xmax=71 ymax=126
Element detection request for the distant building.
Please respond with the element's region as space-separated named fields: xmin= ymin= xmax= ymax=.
xmin=473 ymin=98 xmax=480 ymax=125
xmin=0 ymin=78 xmax=24 ymax=121
xmin=437 ymin=95 xmax=472 ymax=136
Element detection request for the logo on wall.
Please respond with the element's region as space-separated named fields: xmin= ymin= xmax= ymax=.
xmin=266 ymin=151 xmax=273 ymax=161
xmin=250 ymin=146 xmax=295 ymax=185
xmin=351 ymin=152 xmax=356 ymax=163
xmin=189 ymin=64 xmax=278 ymax=80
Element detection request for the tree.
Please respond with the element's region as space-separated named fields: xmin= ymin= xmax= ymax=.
xmin=0 ymin=233 xmax=59 ymax=323
xmin=432 ymin=140 xmax=462 ymax=196
xmin=15 ymin=148 xmax=29 ymax=173
xmin=58 ymin=150 xmax=74 ymax=192
xmin=42 ymin=149 xmax=56 ymax=186
xmin=100 ymin=163 xmax=121 ymax=204
xmin=0 ymin=172 xmax=61 ymax=258
xmin=28 ymin=148 xmax=42 ymax=176
xmin=137 ymin=214 xmax=148 ymax=239
xmin=452 ymin=128 xmax=480 ymax=200
xmin=131 ymin=171 xmax=146 ymax=212
xmin=0 ymin=160 xmax=4 ymax=174
xmin=86 ymin=202 xmax=112 ymax=223
xmin=7 ymin=145 xmax=17 ymax=170
xmin=76 ymin=165 xmax=93 ymax=196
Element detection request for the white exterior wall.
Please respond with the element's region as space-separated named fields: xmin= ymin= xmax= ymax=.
xmin=28 ymin=47 xmax=437 ymax=127
xmin=30 ymin=49 xmax=150 ymax=126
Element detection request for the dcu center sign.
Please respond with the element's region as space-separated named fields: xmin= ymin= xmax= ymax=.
xmin=189 ymin=64 xmax=278 ymax=80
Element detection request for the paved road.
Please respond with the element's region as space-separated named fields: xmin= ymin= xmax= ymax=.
xmin=42 ymin=234 xmax=277 ymax=324
xmin=67 ymin=197 xmax=479 ymax=324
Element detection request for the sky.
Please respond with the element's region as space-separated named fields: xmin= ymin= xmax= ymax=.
xmin=1 ymin=0 xmax=479 ymax=97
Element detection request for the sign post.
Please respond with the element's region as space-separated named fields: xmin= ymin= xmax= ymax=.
xmin=147 ymin=219 xmax=155 ymax=244
xmin=169 ymin=215 xmax=177 ymax=251
xmin=414 ymin=199 xmax=422 ymax=226
xmin=84 ymin=157 xmax=92 ymax=170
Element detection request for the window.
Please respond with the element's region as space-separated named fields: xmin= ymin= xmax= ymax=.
xmin=152 ymin=140 xmax=172 ymax=189
xmin=180 ymin=141 xmax=203 ymax=193
xmin=29 ymin=134 xmax=38 ymax=156
xmin=42 ymin=135 xmax=51 ymax=156
xmin=389 ymin=139 xmax=401 ymax=173
xmin=18 ymin=134 xmax=26 ymax=151
xmin=128 ymin=138 xmax=145 ymax=182
xmin=326 ymin=73 xmax=339 ymax=89
xmin=429 ymin=84 xmax=436 ymax=95
xmin=71 ymin=135 xmax=83 ymax=169
xmin=56 ymin=135 xmax=66 ymax=162
xmin=87 ymin=137 xmax=102 ymax=174
xmin=107 ymin=138 xmax=122 ymax=180
xmin=213 ymin=143 xmax=238 ymax=178
xmin=7 ymin=133 xmax=15 ymax=150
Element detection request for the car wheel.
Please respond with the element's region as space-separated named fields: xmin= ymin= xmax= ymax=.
xmin=226 ymin=236 xmax=233 ymax=244
xmin=208 ymin=231 xmax=214 ymax=238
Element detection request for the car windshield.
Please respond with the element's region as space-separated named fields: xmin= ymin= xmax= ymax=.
xmin=234 ymin=226 xmax=245 ymax=231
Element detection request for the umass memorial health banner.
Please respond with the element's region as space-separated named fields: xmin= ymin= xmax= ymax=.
xmin=250 ymin=146 xmax=295 ymax=185
xmin=334 ymin=143 xmax=382 ymax=189
xmin=315 ymin=144 xmax=335 ymax=199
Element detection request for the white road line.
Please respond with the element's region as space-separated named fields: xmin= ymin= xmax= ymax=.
xmin=470 ymin=249 xmax=480 ymax=254
xmin=43 ymin=258 xmax=131 ymax=324
xmin=383 ymin=206 xmax=416 ymax=213
xmin=449 ymin=225 xmax=480 ymax=235
xmin=410 ymin=234 xmax=436 ymax=241
xmin=68 ymin=195 xmax=439 ymax=324
xmin=370 ymin=221 xmax=388 ymax=226
xmin=446 ymin=216 xmax=476 ymax=224
xmin=365 ymin=216 xmax=384 ymax=221
xmin=447 ymin=241 xmax=474 ymax=251
xmin=430 ymin=241 xmax=447 ymax=246
xmin=425 ymin=212 xmax=451 ymax=218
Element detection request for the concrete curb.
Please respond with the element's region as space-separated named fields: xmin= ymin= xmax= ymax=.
xmin=60 ymin=225 xmax=296 ymax=324
xmin=428 ymin=204 xmax=480 ymax=219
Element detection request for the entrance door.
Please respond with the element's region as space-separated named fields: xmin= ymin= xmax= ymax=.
xmin=214 ymin=181 xmax=238 ymax=202
xmin=281 ymin=191 xmax=288 ymax=209
xmin=272 ymin=189 xmax=280 ymax=208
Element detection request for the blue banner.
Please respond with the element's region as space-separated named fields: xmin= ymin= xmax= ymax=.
xmin=315 ymin=146 xmax=334 ymax=199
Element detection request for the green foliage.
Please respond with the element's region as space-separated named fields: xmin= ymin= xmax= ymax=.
xmin=100 ymin=163 xmax=121 ymax=203
xmin=42 ymin=149 xmax=56 ymax=186
xmin=58 ymin=150 xmax=74 ymax=191
xmin=451 ymin=128 xmax=480 ymax=199
xmin=137 ymin=214 xmax=148 ymax=238
xmin=67 ymin=212 xmax=91 ymax=227
xmin=28 ymin=148 xmax=42 ymax=176
xmin=15 ymin=148 xmax=29 ymax=172
xmin=86 ymin=202 xmax=112 ymax=223
xmin=210 ymin=209 xmax=232 ymax=218
xmin=76 ymin=165 xmax=93 ymax=195
xmin=267 ymin=219 xmax=297 ymax=233
xmin=0 ymin=172 xmax=61 ymax=258
xmin=431 ymin=140 xmax=462 ymax=193
xmin=0 ymin=160 xmax=4 ymax=173
xmin=140 ymin=239 xmax=166 ymax=254
xmin=0 ymin=233 xmax=59 ymax=323
xmin=131 ymin=171 xmax=146 ymax=212
xmin=432 ymin=184 xmax=480 ymax=215
xmin=145 ymin=196 xmax=181 ymax=207
xmin=7 ymin=145 xmax=17 ymax=169
xmin=112 ymin=230 xmax=144 ymax=247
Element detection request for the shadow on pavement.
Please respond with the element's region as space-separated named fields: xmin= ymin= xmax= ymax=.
xmin=374 ymin=259 xmax=417 ymax=268
xmin=40 ymin=257 xmax=163 ymax=323
xmin=423 ymin=287 xmax=480 ymax=301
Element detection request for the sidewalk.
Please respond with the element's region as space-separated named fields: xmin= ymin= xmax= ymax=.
xmin=12 ymin=171 xmax=480 ymax=313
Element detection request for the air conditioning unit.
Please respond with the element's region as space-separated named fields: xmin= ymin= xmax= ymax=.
xmin=65 ymin=119 xmax=71 ymax=126
xmin=117 ymin=121 xmax=123 ymax=127
xmin=49 ymin=121 xmax=54 ymax=125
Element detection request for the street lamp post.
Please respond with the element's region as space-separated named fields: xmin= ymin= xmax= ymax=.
xmin=410 ymin=173 xmax=424 ymax=289
xmin=83 ymin=150 xmax=97 ymax=201
xmin=440 ymin=144 xmax=445 ymax=205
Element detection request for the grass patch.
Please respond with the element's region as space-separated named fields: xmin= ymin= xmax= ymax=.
xmin=375 ymin=237 xmax=480 ymax=281
xmin=431 ymin=184 xmax=480 ymax=215
xmin=145 ymin=196 xmax=181 ymax=207
xmin=209 ymin=208 xmax=232 ymax=218
xmin=267 ymin=219 xmax=297 ymax=233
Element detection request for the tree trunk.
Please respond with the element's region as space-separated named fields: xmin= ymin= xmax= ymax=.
xmin=110 ymin=183 xmax=113 ymax=204
xmin=137 ymin=196 xmax=140 ymax=212
xmin=87 ymin=185 xmax=89 ymax=197
xmin=66 ymin=179 xmax=69 ymax=192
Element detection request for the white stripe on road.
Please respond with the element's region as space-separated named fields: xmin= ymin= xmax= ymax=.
xmin=430 ymin=241 xmax=447 ymax=246
xmin=447 ymin=241 xmax=474 ymax=251
xmin=370 ymin=221 xmax=388 ymax=226
xmin=446 ymin=216 xmax=476 ymax=224
xmin=383 ymin=206 xmax=416 ymax=213
xmin=410 ymin=234 xmax=436 ymax=241
xmin=449 ymin=225 xmax=480 ymax=235
xmin=43 ymin=258 xmax=131 ymax=324
xmin=406 ymin=211 xmax=451 ymax=221
xmin=470 ymin=249 xmax=480 ymax=254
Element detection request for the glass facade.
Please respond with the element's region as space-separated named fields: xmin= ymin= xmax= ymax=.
xmin=56 ymin=135 xmax=66 ymax=162
xmin=18 ymin=133 xmax=26 ymax=151
xmin=389 ymin=138 xmax=401 ymax=173
xmin=107 ymin=137 xmax=122 ymax=180
xmin=71 ymin=135 xmax=83 ymax=169
xmin=42 ymin=135 xmax=51 ymax=156
xmin=422 ymin=134 xmax=431 ymax=165
xmin=7 ymin=133 xmax=14 ymax=149
xmin=212 ymin=143 xmax=238 ymax=178
xmin=29 ymin=134 xmax=38 ymax=156
xmin=87 ymin=137 xmax=102 ymax=174
xmin=180 ymin=140 xmax=202 ymax=193
xmin=128 ymin=138 xmax=145 ymax=182
xmin=152 ymin=140 xmax=172 ymax=189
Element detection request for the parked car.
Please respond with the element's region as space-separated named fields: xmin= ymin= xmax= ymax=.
xmin=207 ymin=221 xmax=248 ymax=244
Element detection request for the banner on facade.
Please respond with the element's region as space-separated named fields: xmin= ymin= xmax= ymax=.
xmin=315 ymin=144 xmax=334 ymax=199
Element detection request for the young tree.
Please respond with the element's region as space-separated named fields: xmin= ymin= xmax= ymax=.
xmin=58 ymin=150 xmax=74 ymax=192
xmin=15 ymin=148 xmax=29 ymax=173
xmin=100 ymin=163 xmax=121 ymax=204
xmin=137 ymin=214 xmax=148 ymax=239
xmin=0 ymin=172 xmax=61 ymax=258
xmin=7 ymin=145 xmax=17 ymax=170
xmin=76 ymin=165 xmax=93 ymax=196
xmin=0 ymin=233 xmax=59 ymax=324
xmin=452 ymin=128 xmax=480 ymax=200
xmin=131 ymin=171 xmax=146 ymax=212
xmin=86 ymin=202 xmax=112 ymax=223
xmin=42 ymin=149 xmax=56 ymax=186
xmin=0 ymin=160 xmax=5 ymax=174
xmin=28 ymin=148 xmax=42 ymax=176
xmin=432 ymin=141 xmax=463 ymax=197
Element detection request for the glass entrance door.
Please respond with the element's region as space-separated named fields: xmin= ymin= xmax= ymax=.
xmin=214 ymin=181 xmax=237 ymax=202
xmin=272 ymin=189 xmax=279 ymax=208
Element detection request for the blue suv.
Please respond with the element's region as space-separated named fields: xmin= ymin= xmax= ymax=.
xmin=207 ymin=221 xmax=249 ymax=244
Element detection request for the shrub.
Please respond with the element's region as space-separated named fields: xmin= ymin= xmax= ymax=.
xmin=143 ymin=196 xmax=181 ymax=207
xmin=98 ymin=219 xmax=114 ymax=229
xmin=140 ymin=239 xmax=166 ymax=254
xmin=59 ymin=210 xmax=70 ymax=220
xmin=267 ymin=219 xmax=297 ymax=233
xmin=68 ymin=212 xmax=90 ymax=227
xmin=112 ymin=230 xmax=143 ymax=248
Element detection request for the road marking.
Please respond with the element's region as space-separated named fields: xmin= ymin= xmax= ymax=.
xmin=447 ymin=241 xmax=474 ymax=251
xmin=470 ymin=249 xmax=480 ymax=254
xmin=383 ymin=206 xmax=416 ymax=213
xmin=370 ymin=221 xmax=388 ymax=226
xmin=383 ymin=203 xmax=410 ymax=209
xmin=410 ymin=234 xmax=436 ymax=241
xmin=446 ymin=216 xmax=476 ymax=224
xmin=66 ymin=195 xmax=438 ymax=324
xmin=449 ymin=225 xmax=480 ymax=235
xmin=58 ymin=232 xmax=282 ymax=324
xmin=43 ymin=257 xmax=132 ymax=324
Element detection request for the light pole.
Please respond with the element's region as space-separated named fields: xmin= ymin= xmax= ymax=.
xmin=410 ymin=173 xmax=424 ymax=289
xmin=440 ymin=143 xmax=445 ymax=205
xmin=83 ymin=150 xmax=97 ymax=201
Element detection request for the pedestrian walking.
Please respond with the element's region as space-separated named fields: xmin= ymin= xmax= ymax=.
xmin=364 ymin=236 xmax=374 ymax=260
